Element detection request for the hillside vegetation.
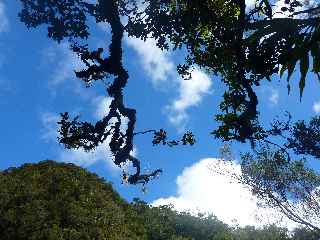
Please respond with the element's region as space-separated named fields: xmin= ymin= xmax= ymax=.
xmin=0 ymin=160 xmax=317 ymax=240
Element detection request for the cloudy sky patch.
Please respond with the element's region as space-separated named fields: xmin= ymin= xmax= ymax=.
xmin=0 ymin=2 xmax=9 ymax=33
xmin=153 ymin=158 xmax=299 ymax=229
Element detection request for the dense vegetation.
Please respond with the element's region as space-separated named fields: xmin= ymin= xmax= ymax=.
xmin=0 ymin=160 xmax=146 ymax=239
xmin=0 ymin=160 xmax=318 ymax=240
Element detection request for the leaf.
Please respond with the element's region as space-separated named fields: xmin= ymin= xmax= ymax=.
xmin=299 ymin=52 xmax=309 ymax=100
xmin=286 ymin=59 xmax=297 ymax=94
xmin=311 ymin=44 xmax=320 ymax=73
xmin=279 ymin=64 xmax=286 ymax=78
xmin=287 ymin=58 xmax=297 ymax=81
xmin=263 ymin=0 xmax=273 ymax=18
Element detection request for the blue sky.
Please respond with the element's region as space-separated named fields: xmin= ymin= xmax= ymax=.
xmin=1 ymin=0 xmax=320 ymax=229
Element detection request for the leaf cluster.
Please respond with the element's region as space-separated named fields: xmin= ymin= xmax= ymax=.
xmin=127 ymin=0 xmax=320 ymax=142
xmin=238 ymin=116 xmax=320 ymax=231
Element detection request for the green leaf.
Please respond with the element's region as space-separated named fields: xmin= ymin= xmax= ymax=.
xmin=287 ymin=59 xmax=296 ymax=81
xmin=299 ymin=52 xmax=309 ymax=100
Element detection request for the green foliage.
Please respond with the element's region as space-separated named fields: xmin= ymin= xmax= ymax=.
xmin=232 ymin=225 xmax=290 ymax=240
xmin=151 ymin=129 xmax=196 ymax=147
xmin=19 ymin=0 xmax=94 ymax=42
xmin=238 ymin=116 xmax=320 ymax=232
xmin=288 ymin=117 xmax=320 ymax=158
xmin=291 ymin=227 xmax=319 ymax=240
xmin=20 ymin=0 xmax=320 ymax=146
xmin=132 ymin=199 xmax=235 ymax=240
xmin=242 ymin=147 xmax=320 ymax=203
xmin=0 ymin=160 xmax=317 ymax=239
xmin=127 ymin=0 xmax=320 ymax=142
xmin=0 ymin=160 xmax=147 ymax=240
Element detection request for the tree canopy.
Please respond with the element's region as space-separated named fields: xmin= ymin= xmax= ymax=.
xmin=125 ymin=0 xmax=320 ymax=143
xmin=235 ymin=116 xmax=320 ymax=232
xmin=18 ymin=0 xmax=320 ymax=182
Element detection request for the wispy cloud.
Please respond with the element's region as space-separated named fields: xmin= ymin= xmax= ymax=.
xmin=93 ymin=96 xmax=113 ymax=119
xmin=40 ymin=112 xmax=60 ymax=142
xmin=92 ymin=95 xmax=129 ymax=133
xmin=42 ymin=43 xmax=96 ymax=98
xmin=126 ymin=36 xmax=212 ymax=130
xmin=269 ymin=88 xmax=279 ymax=105
xmin=245 ymin=0 xmax=256 ymax=10
xmin=59 ymin=139 xmax=137 ymax=170
xmin=153 ymin=158 xmax=300 ymax=229
xmin=0 ymin=2 xmax=9 ymax=33
xmin=58 ymin=140 xmax=117 ymax=169
xmin=40 ymin=95 xmax=135 ymax=171
xmin=44 ymin=43 xmax=83 ymax=86
xmin=40 ymin=110 xmax=118 ymax=170
xmin=166 ymin=68 xmax=212 ymax=130
xmin=125 ymin=36 xmax=174 ymax=85
xmin=313 ymin=101 xmax=320 ymax=114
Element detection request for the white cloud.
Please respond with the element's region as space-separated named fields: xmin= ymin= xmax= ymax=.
xmin=245 ymin=0 xmax=316 ymax=18
xmin=40 ymin=96 xmax=136 ymax=171
xmin=93 ymin=96 xmax=113 ymax=119
xmin=126 ymin=36 xmax=212 ymax=129
xmin=0 ymin=2 xmax=8 ymax=75
xmin=44 ymin=43 xmax=84 ymax=86
xmin=42 ymin=43 xmax=97 ymax=99
xmin=153 ymin=158 xmax=300 ymax=229
xmin=172 ymin=69 xmax=212 ymax=111
xmin=166 ymin=68 xmax=212 ymax=130
xmin=58 ymin=140 xmax=117 ymax=169
xmin=40 ymin=111 xmax=118 ymax=170
xmin=313 ymin=101 xmax=320 ymax=113
xmin=269 ymin=88 xmax=279 ymax=105
xmin=40 ymin=112 xmax=60 ymax=142
xmin=92 ymin=95 xmax=129 ymax=134
xmin=124 ymin=33 xmax=213 ymax=131
xmin=125 ymin=36 xmax=174 ymax=85
xmin=273 ymin=0 xmax=316 ymax=18
xmin=246 ymin=0 xmax=256 ymax=10
xmin=0 ymin=2 xmax=9 ymax=33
